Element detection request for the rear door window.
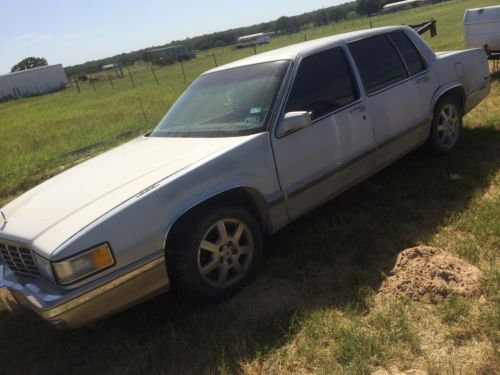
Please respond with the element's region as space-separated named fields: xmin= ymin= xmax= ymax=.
xmin=285 ymin=47 xmax=359 ymax=121
xmin=388 ymin=31 xmax=426 ymax=75
xmin=348 ymin=34 xmax=408 ymax=94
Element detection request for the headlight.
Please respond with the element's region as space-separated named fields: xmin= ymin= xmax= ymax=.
xmin=52 ymin=243 xmax=115 ymax=285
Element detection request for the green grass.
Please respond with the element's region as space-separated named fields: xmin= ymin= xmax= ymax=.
xmin=0 ymin=0 xmax=499 ymax=373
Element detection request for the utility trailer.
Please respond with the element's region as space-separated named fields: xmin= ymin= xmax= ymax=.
xmin=464 ymin=5 xmax=500 ymax=53
xmin=463 ymin=6 xmax=500 ymax=71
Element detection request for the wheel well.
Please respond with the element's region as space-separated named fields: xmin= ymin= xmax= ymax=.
xmin=436 ymin=87 xmax=465 ymax=112
xmin=164 ymin=187 xmax=270 ymax=252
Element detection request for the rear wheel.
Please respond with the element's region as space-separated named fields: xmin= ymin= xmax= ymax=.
xmin=168 ymin=204 xmax=263 ymax=302
xmin=429 ymin=96 xmax=463 ymax=154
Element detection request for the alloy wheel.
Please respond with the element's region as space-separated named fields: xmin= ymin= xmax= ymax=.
xmin=436 ymin=103 xmax=460 ymax=148
xmin=197 ymin=218 xmax=254 ymax=288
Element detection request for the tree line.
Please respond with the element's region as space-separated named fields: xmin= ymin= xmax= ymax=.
xmin=64 ymin=0 xmax=392 ymax=77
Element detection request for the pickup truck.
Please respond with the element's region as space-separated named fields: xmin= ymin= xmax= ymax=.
xmin=0 ymin=25 xmax=490 ymax=328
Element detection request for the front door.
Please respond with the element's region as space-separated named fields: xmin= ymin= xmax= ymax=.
xmin=271 ymin=46 xmax=376 ymax=218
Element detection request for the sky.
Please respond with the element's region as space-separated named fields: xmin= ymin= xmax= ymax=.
xmin=0 ymin=0 xmax=345 ymax=74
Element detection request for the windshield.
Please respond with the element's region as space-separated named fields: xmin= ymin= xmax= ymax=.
xmin=151 ymin=60 xmax=290 ymax=137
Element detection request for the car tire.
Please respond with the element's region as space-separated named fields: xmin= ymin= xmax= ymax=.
xmin=168 ymin=204 xmax=263 ymax=302
xmin=428 ymin=95 xmax=463 ymax=154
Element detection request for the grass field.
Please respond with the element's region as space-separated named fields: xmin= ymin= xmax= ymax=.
xmin=0 ymin=0 xmax=499 ymax=373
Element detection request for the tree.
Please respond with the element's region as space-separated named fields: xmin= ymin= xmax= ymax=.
xmin=274 ymin=16 xmax=292 ymax=32
xmin=214 ymin=40 xmax=226 ymax=48
xmin=274 ymin=16 xmax=301 ymax=34
xmin=312 ymin=9 xmax=329 ymax=27
xmin=327 ymin=7 xmax=348 ymax=23
xmin=356 ymin=0 xmax=382 ymax=16
xmin=11 ymin=57 xmax=48 ymax=72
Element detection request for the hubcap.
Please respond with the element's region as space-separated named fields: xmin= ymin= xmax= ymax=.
xmin=197 ymin=218 xmax=254 ymax=288
xmin=436 ymin=104 xmax=460 ymax=147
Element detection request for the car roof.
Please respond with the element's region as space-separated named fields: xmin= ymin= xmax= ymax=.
xmin=205 ymin=25 xmax=413 ymax=74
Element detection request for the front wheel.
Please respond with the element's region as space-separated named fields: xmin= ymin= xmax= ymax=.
xmin=168 ymin=205 xmax=263 ymax=302
xmin=428 ymin=96 xmax=463 ymax=154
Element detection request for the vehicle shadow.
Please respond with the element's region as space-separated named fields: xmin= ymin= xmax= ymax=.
xmin=1 ymin=125 xmax=499 ymax=374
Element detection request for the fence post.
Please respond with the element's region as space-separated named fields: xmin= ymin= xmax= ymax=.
xmin=107 ymin=73 xmax=114 ymax=89
xmin=180 ymin=60 xmax=187 ymax=84
xmin=150 ymin=66 xmax=159 ymax=85
xmin=137 ymin=95 xmax=148 ymax=125
xmin=253 ymin=46 xmax=257 ymax=55
xmin=212 ymin=52 xmax=218 ymax=67
xmin=74 ymin=78 xmax=80 ymax=93
xmin=128 ymin=68 xmax=135 ymax=88
xmin=90 ymin=79 xmax=96 ymax=91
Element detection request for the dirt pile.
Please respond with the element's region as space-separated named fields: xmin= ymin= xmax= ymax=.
xmin=378 ymin=246 xmax=482 ymax=301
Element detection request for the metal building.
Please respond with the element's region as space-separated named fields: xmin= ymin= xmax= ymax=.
xmin=0 ymin=64 xmax=68 ymax=100
xmin=145 ymin=45 xmax=196 ymax=62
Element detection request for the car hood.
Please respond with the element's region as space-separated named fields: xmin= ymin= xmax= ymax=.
xmin=0 ymin=135 xmax=254 ymax=253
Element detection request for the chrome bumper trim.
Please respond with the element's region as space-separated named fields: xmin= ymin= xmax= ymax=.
xmin=41 ymin=257 xmax=166 ymax=319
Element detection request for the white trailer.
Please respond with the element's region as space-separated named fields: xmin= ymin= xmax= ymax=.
xmin=235 ymin=33 xmax=270 ymax=49
xmin=0 ymin=64 xmax=68 ymax=100
xmin=382 ymin=0 xmax=426 ymax=14
xmin=464 ymin=5 xmax=500 ymax=53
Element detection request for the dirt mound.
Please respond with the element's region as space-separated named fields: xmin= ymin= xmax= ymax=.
xmin=378 ymin=246 xmax=482 ymax=301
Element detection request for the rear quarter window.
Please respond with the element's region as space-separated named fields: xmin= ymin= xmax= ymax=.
xmin=348 ymin=34 xmax=408 ymax=94
xmin=388 ymin=30 xmax=427 ymax=75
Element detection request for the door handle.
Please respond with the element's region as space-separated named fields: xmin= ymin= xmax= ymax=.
xmin=417 ymin=76 xmax=430 ymax=84
xmin=349 ymin=105 xmax=366 ymax=114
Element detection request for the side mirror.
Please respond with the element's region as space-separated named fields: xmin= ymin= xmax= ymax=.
xmin=276 ymin=111 xmax=312 ymax=137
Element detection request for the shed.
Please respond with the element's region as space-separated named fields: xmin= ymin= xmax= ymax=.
xmin=102 ymin=63 xmax=124 ymax=79
xmin=145 ymin=45 xmax=195 ymax=62
xmin=0 ymin=64 xmax=68 ymax=100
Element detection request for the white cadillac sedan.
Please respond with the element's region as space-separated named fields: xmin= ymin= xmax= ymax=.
xmin=0 ymin=26 xmax=490 ymax=328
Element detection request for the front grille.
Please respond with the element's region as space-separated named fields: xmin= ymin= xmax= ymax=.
xmin=0 ymin=241 xmax=40 ymax=277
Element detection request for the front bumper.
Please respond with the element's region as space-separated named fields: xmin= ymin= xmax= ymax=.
xmin=0 ymin=257 xmax=169 ymax=329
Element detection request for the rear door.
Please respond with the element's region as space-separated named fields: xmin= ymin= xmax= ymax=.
xmin=348 ymin=33 xmax=420 ymax=145
xmin=388 ymin=30 xmax=439 ymax=122
xmin=271 ymin=46 xmax=376 ymax=218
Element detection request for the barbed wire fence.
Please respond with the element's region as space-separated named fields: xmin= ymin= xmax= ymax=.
xmin=67 ymin=4 xmax=432 ymax=97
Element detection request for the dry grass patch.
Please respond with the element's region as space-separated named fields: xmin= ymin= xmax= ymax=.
xmin=411 ymin=301 xmax=497 ymax=374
